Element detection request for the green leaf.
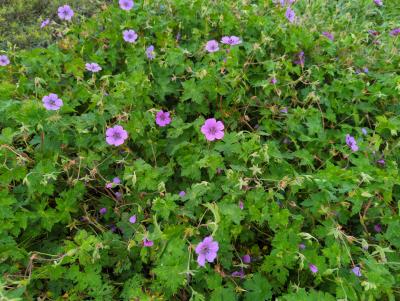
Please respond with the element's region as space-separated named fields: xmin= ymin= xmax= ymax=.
xmin=243 ymin=273 xmax=272 ymax=301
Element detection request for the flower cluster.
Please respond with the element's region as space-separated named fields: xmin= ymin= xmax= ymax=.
xmin=204 ymin=36 xmax=241 ymax=53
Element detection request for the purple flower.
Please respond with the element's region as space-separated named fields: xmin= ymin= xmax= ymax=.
xmin=361 ymin=128 xmax=368 ymax=135
xmin=155 ymin=110 xmax=172 ymax=127
xmin=242 ymin=254 xmax=251 ymax=263
xmin=377 ymin=159 xmax=385 ymax=165
xmin=280 ymin=107 xmax=288 ymax=114
xmin=363 ymin=67 xmax=369 ymax=73
xmin=374 ymin=224 xmax=382 ymax=232
xmin=123 ymin=29 xmax=138 ymax=43
xmin=270 ymin=77 xmax=277 ymax=84
xmin=0 ymin=55 xmax=10 ymax=66
xmin=42 ymin=93 xmax=63 ymax=111
xmin=238 ymin=200 xmax=244 ymax=210
xmin=58 ymin=5 xmax=74 ymax=21
xmin=40 ymin=19 xmax=50 ymax=28
xmin=146 ymin=45 xmax=155 ymax=60
xmin=221 ymin=36 xmax=242 ymax=46
xmin=231 ymin=270 xmax=245 ymax=278
xmin=85 ymin=62 xmax=102 ymax=73
xmin=351 ymin=266 xmax=362 ymax=277
xmin=285 ymin=7 xmax=296 ymax=23
xmin=99 ymin=207 xmax=107 ymax=215
xmin=119 ymin=0 xmax=134 ymax=10
xmin=390 ymin=28 xmax=400 ymax=36
xmin=113 ymin=177 xmax=121 ymax=184
xmin=195 ymin=236 xmax=219 ymax=267
xmin=179 ymin=191 xmax=186 ymax=197
xmin=374 ymin=0 xmax=383 ymax=6
xmin=298 ymin=243 xmax=306 ymax=250
xmin=345 ymin=134 xmax=359 ymax=152
xmin=322 ymin=32 xmax=334 ymax=41
xmin=143 ymin=238 xmax=154 ymax=247
xmin=294 ymin=51 xmax=305 ymax=66
xmin=114 ymin=192 xmax=122 ymax=199
xmin=205 ymin=40 xmax=219 ymax=52
xmin=129 ymin=215 xmax=137 ymax=224
xmin=309 ymin=264 xmax=318 ymax=274
xmin=106 ymin=125 xmax=128 ymax=146
xmin=201 ymin=118 xmax=225 ymax=141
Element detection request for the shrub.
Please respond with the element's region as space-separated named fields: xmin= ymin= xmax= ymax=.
xmin=0 ymin=0 xmax=399 ymax=300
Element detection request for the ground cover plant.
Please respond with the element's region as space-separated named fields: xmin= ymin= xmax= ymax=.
xmin=0 ymin=0 xmax=400 ymax=300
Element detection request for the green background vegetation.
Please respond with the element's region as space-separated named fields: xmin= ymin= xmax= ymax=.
xmin=0 ymin=0 xmax=399 ymax=300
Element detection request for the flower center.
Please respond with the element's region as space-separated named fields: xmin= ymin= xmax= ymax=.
xmin=208 ymin=126 xmax=217 ymax=135
xmin=201 ymin=246 xmax=209 ymax=255
xmin=112 ymin=132 xmax=121 ymax=139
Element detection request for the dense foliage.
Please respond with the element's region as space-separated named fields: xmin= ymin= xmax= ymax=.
xmin=1 ymin=0 xmax=400 ymax=300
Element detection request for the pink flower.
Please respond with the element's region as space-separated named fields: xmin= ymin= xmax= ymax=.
xmin=123 ymin=29 xmax=138 ymax=43
xmin=146 ymin=45 xmax=155 ymax=60
xmin=105 ymin=183 xmax=113 ymax=189
xmin=85 ymin=62 xmax=102 ymax=73
xmin=242 ymin=254 xmax=251 ymax=263
xmin=42 ymin=93 xmax=63 ymax=111
xmin=238 ymin=200 xmax=244 ymax=210
xmin=390 ymin=28 xmax=400 ymax=36
xmin=345 ymin=134 xmax=359 ymax=152
xmin=201 ymin=118 xmax=225 ymax=141
xmin=322 ymin=31 xmax=334 ymax=41
xmin=119 ymin=0 xmax=134 ymax=10
xmin=309 ymin=264 xmax=318 ymax=274
xmin=205 ymin=40 xmax=219 ymax=52
xmin=129 ymin=215 xmax=136 ymax=224
xmin=0 ymin=55 xmax=10 ymax=66
xmin=40 ymin=19 xmax=50 ymax=28
xmin=231 ymin=270 xmax=245 ymax=278
xmin=105 ymin=125 xmax=128 ymax=146
xmin=221 ymin=36 xmax=241 ymax=45
xmin=195 ymin=236 xmax=219 ymax=267
xmin=155 ymin=110 xmax=172 ymax=127
xmin=285 ymin=7 xmax=296 ymax=23
xmin=351 ymin=266 xmax=362 ymax=277
xmin=58 ymin=5 xmax=74 ymax=21
xmin=143 ymin=238 xmax=154 ymax=247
